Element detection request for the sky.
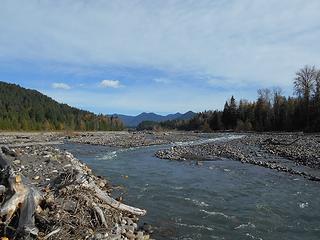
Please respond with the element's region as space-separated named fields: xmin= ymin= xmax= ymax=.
xmin=0 ymin=0 xmax=320 ymax=115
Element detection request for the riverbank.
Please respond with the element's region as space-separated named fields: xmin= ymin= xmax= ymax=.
xmin=0 ymin=135 xmax=152 ymax=240
xmin=156 ymin=133 xmax=320 ymax=181
xmin=68 ymin=131 xmax=205 ymax=148
xmin=0 ymin=131 xmax=205 ymax=148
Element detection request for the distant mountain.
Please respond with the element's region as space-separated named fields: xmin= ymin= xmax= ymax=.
xmin=113 ymin=111 xmax=196 ymax=127
xmin=176 ymin=111 xmax=197 ymax=120
xmin=0 ymin=81 xmax=124 ymax=131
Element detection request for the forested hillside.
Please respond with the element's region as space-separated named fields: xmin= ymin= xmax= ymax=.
xmin=157 ymin=66 xmax=320 ymax=132
xmin=0 ymin=81 xmax=124 ymax=131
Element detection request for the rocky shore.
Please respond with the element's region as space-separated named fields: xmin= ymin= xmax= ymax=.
xmin=67 ymin=131 xmax=204 ymax=148
xmin=0 ymin=135 xmax=153 ymax=240
xmin=0 ymin=131 xmax=209 ymax=149
xmin=156 ymin=133 xmax=320 ymax=182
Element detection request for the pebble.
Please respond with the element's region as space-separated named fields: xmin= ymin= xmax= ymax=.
xmin=125 ymin=225 xmax=135 ymax=233
xmin=34 ymin=176 xmax=40 ymax=180
xmin=142 ymin=223 xmax=153 ymax=233
xmin=136 ymin=231 xmax=144 ymax=240
xmin=107 ymin=234 xmax=122 ymax=240
xmin=63 ymin=200 xmax=77 ymax=212
xmin=121 ymin=219 xmax=127 ymax=226
xmin=13 ymin=160 xmax=21 ymax=165
xmin=125 ymin=218 xmax=134 ymax=226
xmin=132 ymin=223 xmax=138 ymax=229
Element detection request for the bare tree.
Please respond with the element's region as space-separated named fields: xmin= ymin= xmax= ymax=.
xmin=272 ymin=87 xmax=283 ymax=97
xmin=272 ymin=87 xmax=283 ymax=105
xmin=313 ymin=69 xmax=320 ymax=102
xmin=294 ymin=65 xmax=316 ymax=101
xmin=257 ymin=88 xmax=272 ymax=103
xmin=294 ymin=65 xmax=316 ymax=129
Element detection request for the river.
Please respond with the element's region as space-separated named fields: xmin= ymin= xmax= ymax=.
xmin=61 ymin=134 xmax=320 ymax=240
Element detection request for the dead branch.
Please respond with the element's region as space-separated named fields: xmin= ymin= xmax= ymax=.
xmin=43 ymin=228 xmax=61 ymax=240
xmin=92 ymin=202 xmax=107 ymax=228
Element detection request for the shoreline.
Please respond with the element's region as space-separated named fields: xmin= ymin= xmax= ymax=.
xmin=2 ymin=131 xmax=320 ymax=179
xmin=67 ymin=131 xmax=206 ymax=148
xmin=155 ymin=133 xmax=320 ymax=181
xmin=0 ymin=134 xmax=153 ymax=239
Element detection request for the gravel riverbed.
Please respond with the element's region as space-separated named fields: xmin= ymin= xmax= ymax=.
xmin=156 ymin=133 xmax=320 ymax=181
xmin=68 ymin=131 xmax=204 ymax=148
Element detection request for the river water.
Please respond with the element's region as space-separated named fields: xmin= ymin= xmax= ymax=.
xmin=62 ymin=134 xmax=320 ymax=240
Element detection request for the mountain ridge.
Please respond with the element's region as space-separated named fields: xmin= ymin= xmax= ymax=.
xmin=113 ymin=111 xmax=196 ymax=127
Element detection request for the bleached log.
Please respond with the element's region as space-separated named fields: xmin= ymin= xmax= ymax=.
xmin=0 ymin=150 xmax=43 ymax=237
xmin=66 ymin=152 xmax=147 ymax=216
xmin=83 ymin=180 xmax=147 ymax=216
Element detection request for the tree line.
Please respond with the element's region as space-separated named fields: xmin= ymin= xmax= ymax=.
xmin=0 ymin=81 xmax=124 ymax=131
xmin=139 ymin=66 xmax=320 ymax=132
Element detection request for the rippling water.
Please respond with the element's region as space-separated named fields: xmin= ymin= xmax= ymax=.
xmin=61 ymin=134 xmax=320 ymax=240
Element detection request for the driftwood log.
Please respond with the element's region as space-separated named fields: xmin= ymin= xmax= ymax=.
xmin=0 ymin=148 xmax=42 ymax=239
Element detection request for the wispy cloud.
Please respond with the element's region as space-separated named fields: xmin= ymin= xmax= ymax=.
xmin=1 ymin=0 xmax=319 ymax=88
xmin=1 ymin=0 xmax=319 ymax=113
xmin=153 ymin=78 xmax=171 ymax=84
xmin=100 ymin=80 xmax=122 ymax=88
xmin=52 ymin=82 xmax=71 ymax=90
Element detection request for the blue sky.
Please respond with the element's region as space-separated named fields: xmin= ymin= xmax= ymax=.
xmin=0 ymin=0 xmax=319 ymax=115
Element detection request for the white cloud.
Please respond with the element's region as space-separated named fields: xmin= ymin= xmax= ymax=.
xmin=51 ymin=82 xmax=71 ymax=90
xmin=100 ymin=80 xmax=121 ymax=88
